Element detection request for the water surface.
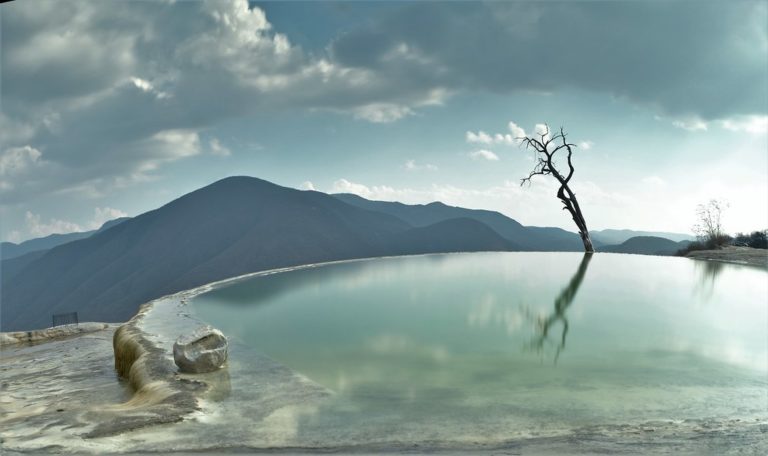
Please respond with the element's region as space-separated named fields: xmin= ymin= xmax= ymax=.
xmin=191 ymin=252 xmax=767 ymax=447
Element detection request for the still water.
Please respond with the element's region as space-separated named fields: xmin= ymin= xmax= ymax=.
xmin=191 ymin=252 xmax=767 ymax=445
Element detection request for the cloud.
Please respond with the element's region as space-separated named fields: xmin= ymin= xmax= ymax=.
xmin=404 ymin=159 xmax=438 ymax=171
xmin=0 ymin=145 xmax=43 ymax=176
xmin=578 ymin=141 xmax=594 ymax=150
xmin=466 ymin=121 xmax=526 ymax=146
xmin=0 ymin=145 xmax=58 ymax=195
xmin=209 ymin=138 xmax=231 ymax=157
xmin=299 ymin=181 xmax=316 ymax=191
xmin=672 ymin=118 xmax=708 ymax=132
xmin=0 ymin=0 xmax=451 ymax=203
xmin=331 ymin=1 xmax=767 ymax=121
xmin=3 ymin=0 xmax=766 ymax=209
xmin=469 ymin=149 xmax=500 ymax=161
xmin=10 ymin=206 xmax=128 ymax=242
xmin=90 ymin=207 xmax=128 ymax=229
xmin=466 ymin=130 xmax=493 ymax=144
xmin=21 ymin=211 xmax=83 ymax=239
xmin=720 ymin=115 xmax=768 ymax=134
xmin=466 ymin=131 xmax=516 ymax=146
xmin=331 ymin=179 xmax=399 ymax=199
xmin=351 ymin=103 xmax=413 ymax=123
xmin=507 ymin=122 xmax=527 ymax=141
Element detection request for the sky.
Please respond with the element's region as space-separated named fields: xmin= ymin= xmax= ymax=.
xmin=1 ymin=0 xmax=767 ymax=243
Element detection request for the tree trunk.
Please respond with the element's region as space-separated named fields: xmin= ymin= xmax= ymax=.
xmin=579 ymin=230 xmax=594 ymax=253
xmin=558 ymin=184 xmax=595 ymax=253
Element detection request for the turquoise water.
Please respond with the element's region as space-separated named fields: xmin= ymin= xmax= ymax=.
xmin=191 ymin=252 xmax=767 ymax=445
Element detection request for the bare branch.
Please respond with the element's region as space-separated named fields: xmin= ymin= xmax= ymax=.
xmin=518 ymin=125 xmax=594 ymax=252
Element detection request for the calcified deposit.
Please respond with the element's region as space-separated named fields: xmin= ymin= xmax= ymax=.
xmin=1 ymin=269 xmax=334 ymax=454
xmin=0 ymin=300 xmax=203 ymax=452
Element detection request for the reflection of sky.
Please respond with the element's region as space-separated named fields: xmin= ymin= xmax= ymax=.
xmin=192 ymin=252 xmax=768 ymax=433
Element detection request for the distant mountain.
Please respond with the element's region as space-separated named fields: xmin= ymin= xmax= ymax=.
xmin=389 ymin=218 xmax=519 ymax=255
xmin=1 ymin=177 xmax=519 ymax=331
xmin=591 ymin=229 xmax=694 ymax=245
xmin=601 ymin=236 xmax=692 ymax=256
xmin=0 ymin=217 xmax=130 ymax=260
xmin=334 ymin=193 xmax=589 ymax=251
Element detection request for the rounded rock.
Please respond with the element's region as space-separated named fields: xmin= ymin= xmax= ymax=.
xmin=172 ymin=326 xmax=228 ymax=373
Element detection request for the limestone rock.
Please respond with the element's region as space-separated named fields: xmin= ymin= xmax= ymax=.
xmin=172 ymin=326 xmax=228 ymax=373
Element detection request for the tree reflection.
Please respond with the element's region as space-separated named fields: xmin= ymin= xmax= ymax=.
xmin=693 ymin=259 xmax=725 ymax=300
xmin=527 ymin=253 xmax=592 ymax=363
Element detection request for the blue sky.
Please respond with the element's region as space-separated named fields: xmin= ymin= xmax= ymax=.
xmin=1 ymin=0 xmax=766 ymax=242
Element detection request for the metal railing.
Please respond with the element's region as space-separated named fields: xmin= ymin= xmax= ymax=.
xmin=52 ymin=312 xmax=79 ymax=327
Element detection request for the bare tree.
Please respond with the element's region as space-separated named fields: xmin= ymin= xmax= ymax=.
xmin=519 ymin=125 xmax=594 ymax=252
xmin=692 ymin=199 xmax=728 ymax=242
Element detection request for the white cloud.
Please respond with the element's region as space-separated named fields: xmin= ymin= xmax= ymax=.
xmin=1 ymin=0 xmax=460 ymax=203
xmin=209 ymin=138 xmax=231 ymax=157
xmin=469 ymin=149 xmax=500 ymax=161
xmin=352 ymin=103 xmax=413 ymax=123
xmin=299 ymin=181 xmax=316 ymax=191
xmin=23 ymin=211 xmax=83 ymax=238
xmin=578 ymin=141 xmax=594 ymax=150
xmin=466 ymin=130 xmax=494 ymax=144
xmin=721 ymin=115 xmax=768 ymax=134
xmin=0 ymin=145 xmax=43 ymax=176
xmin=130 ymin=76 xmax=170 ymax=99
xmin=466 ymin=121 xmax=529 ymax=148
xmin=672 ymin=118 xmax=708 ymax=131
xmin=404 ymin=159 xmax=438 ymax=171
xmin=507 ymin=122 xmax=527 ymax=141
xmin=130 ymin=77 xmax=153 ymax=93
xmin=14 ymin=207 xmax=128 ymax=241
xmin=144 ymin=130 xmax=202 ymax=165
xmin=467 ymin=129 xmax=520 ymax=146
xmin=331 ymin=179 xmax=395 ymax=199
xmin=89 ymin=207 xmax=128 ymax=229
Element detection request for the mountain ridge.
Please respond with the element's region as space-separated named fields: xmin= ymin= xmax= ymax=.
xmin=2 ymin=176 xmax=691 ymax=331
xmin=1 ymin=177 xmax=518 ymax=331
xmin=0 ymin=217 xmax=130 ymax=260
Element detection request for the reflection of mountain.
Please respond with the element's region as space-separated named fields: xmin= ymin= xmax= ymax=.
xmin=528 ymin=253 xmax=592 ymax=362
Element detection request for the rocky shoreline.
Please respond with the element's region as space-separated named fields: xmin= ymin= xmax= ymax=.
xmin=685 ymin=246 xmax=768 ymax=269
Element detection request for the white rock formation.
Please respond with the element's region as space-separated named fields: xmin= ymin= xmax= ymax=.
xmin=172 ymin=326 xmax=228 ymax=373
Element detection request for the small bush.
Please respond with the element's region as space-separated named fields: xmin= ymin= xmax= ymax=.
xmin=732 ymin=230 xmax=768 ymax=249
xmin=676 ymin=234 xmax=732 ymax=256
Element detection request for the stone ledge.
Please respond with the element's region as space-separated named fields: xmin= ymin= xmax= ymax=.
xmin=0 ymin=322 xmax=111 ymax=347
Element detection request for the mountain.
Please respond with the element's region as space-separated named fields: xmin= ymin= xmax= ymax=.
xmin=601 ymin=236 xmax=692 ymax=256
xmin=389 ymin=218 xmax=518 ymax=255
xmin=1 ymin=177 xmax=519 ymax=331
xmin=0 ymin=217 xmax=130 ymax=260
xmin=591 ymin=229 xmax=694 ymax=245
xmin=334 ymin=193 xmax=588 ymax=251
